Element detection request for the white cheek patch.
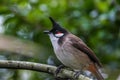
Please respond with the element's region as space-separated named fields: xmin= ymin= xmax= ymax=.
xmin=55 ymin=33 xmax=64 ymax=37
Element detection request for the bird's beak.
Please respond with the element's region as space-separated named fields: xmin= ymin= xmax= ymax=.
xmin=43 ymin=30 xmax=50 ymax=34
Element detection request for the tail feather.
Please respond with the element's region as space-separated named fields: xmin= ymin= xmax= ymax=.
xmin=87 ymin=64 xmax=104 ymax=80
xmin=94 ymin=68 xmax=104 ymax=80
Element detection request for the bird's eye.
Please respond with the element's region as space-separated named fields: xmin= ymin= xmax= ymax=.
xmin=55 ymin=31 xmax=64 ymax=38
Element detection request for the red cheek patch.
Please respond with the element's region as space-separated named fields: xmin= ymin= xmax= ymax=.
xmin=56 ymin=31 xmax=62 ymax=34
xmin=55 ymin=32 xmax=64 ymax=37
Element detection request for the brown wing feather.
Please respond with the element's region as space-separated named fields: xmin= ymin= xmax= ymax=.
xmin=68 ymin=34 xmax=102 ymax=67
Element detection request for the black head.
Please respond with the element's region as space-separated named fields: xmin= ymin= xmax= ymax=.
xmin=44 ymin=17 xmax=68 ymax=38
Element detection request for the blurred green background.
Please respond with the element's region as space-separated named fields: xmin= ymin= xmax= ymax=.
xmin=0 ymin=0 xmax=119 ymax=80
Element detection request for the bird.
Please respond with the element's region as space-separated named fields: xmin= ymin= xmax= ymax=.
xmin=44 ymin=17 xmax=104 ymax=80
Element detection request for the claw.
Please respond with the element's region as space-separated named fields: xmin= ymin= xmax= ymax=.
xmin=74 ymin=71 xmax=83 ymax=79
xmin=55 ymin=65 xmax=65 ymax=77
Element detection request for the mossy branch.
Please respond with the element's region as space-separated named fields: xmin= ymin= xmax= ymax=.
xmin=0 ymin=60 xmax=91 ymax=80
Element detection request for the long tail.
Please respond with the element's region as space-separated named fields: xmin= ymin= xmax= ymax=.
xmin=87 ymin=64 xmax=104 ymax=80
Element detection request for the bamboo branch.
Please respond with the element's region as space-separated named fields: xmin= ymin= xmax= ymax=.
xmin=0 ymin=60 xmax=91 ymax=80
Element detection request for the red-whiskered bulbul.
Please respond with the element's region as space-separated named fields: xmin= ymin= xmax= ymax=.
xmin=44 ymin=17 xmax=104 ymax=80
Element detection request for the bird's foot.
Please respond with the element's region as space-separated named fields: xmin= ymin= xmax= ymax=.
xmin=55 ymin=65 xmax=65 ymax=77
xmin=74 ymin=70 xmax=83 ymax=79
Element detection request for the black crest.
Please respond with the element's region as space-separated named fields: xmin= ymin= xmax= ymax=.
xmin=49 ymin=17 xmax=68 ymax=34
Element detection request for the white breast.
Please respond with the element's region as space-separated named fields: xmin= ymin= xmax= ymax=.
xmin=48 ymin=34 xmax=81 ymax=69
xmin=48 ymin=33 xmax=59 ymax=50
